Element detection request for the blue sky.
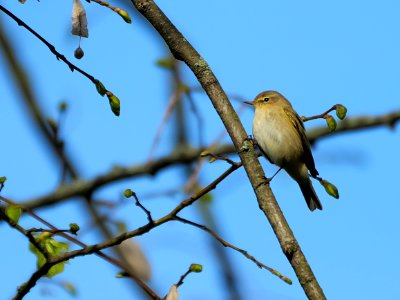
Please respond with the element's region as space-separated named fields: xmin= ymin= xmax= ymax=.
xmin=1 ymin=1 xmax=400 ymax=299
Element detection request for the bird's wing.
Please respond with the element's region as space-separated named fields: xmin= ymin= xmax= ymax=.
xmin=284 ymin=108 xmax=319 ymax=177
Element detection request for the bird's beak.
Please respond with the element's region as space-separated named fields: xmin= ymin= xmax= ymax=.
xmin=244 ymin=101 xmax=254 ymax=106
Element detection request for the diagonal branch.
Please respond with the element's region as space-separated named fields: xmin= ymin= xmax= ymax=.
xmin=173 ymin=216 xmax=292 ymax=284
xmin=130 ymin=1 xmax=326 ymax=299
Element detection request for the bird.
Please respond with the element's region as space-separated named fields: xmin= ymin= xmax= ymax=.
xmin=245 ymin=90 xmax=322 ymax=211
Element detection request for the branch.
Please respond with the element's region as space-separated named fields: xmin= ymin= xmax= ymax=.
xmin=19 ymin=108 xmax=400 ymax=210
xmin=0 ymin=5 xmax=96 ymax=83
xmin=307 ymin=110 xmax=400 ymax=143
xmin=0 ymin=4 xmax=119 ymax=116
xmin=40 ymin=163 xmax=241 ymax=264
xmin=131 ymin=1 xmax=326 ymax=298
xmin=21 ymin=145 xmax=234 ymax=209
xmin=26 ymin=162 xmax=289 ymax=286
xmin=173 ymin=216 xmax=292 ymax=284
xmin=0 ymin=196 xmax=160 ymax=300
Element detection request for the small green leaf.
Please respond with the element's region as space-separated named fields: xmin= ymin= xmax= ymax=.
xmin=5 ymin=205 xmax=22 ymax=224
xmin=199 ymin=150 xmax=210 ymax=157
xmin=208 ymin=156 xmax=217 ymax=163
xmin=116 ymin=9 xmax=132 ymax=24
xmin=107 ymin=92 xmax=120 ymax=116
xmin=124 ymin=189 xmax=134 ymax=198
xmin=29 ymin=233 xmax=70 ymax=278
xmin=0 ymin=176 xmax=6 ymax=184
xmin=281 ymin=276 xmax=293 ymax=285
xmin=155 ymin=58 xmax=175 ymax=69
xmin=95 ymin=80 xmax=107 ymax=96
xmin=69 ymin=223 xmax=80 ymax=235
xmin=320 ymin=179 xmax=339 ymax=199
xmin=47 ymin=238 xmax=69 ymax=255
xmin=335 ymin=104 xmax=347 ymax=120
xmin=46 ymin=262 xmax=66 ymax=278
xmin=189 ymin=263 xmax=203 ymax=273
xmin=325 ymin=115 xmax=337 ymax=132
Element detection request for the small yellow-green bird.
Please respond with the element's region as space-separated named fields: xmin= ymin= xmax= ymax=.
xmin=245 ymin=90 xmax=322 ymax=211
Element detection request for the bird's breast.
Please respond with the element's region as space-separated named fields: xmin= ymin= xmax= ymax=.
xmin=252 ymin=108 xmax=303 ymax=167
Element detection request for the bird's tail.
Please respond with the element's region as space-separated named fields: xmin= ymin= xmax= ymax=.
xmin=299 ymin=180 xmax=323 ymax=211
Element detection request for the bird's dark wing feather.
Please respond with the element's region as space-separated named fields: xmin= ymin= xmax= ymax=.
xmin=284 ymin=108 xmax=319 ymax=177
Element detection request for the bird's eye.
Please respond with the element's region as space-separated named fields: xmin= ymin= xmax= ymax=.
xmin=263 ymin=97 xmax=270 ymax=102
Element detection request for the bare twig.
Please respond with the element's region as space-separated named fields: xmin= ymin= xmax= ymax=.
xmin=173 ymin=216 xmax=292 ymax=284
xmin=0 ymin=5 xmax=97 ymax=84
xmin=148 ymin=88 xmax=183 ymax=160
xmin=131 ymin=191 xmax=154 ymax=224
xmin=302 ymin=104 xmax=339 ymax=122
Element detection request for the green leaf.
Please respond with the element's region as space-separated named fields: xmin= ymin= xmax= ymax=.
xmin=155 ymin=58 xmax=175 ymax=69
xmin=117 ymin=9 xmax=132 ymax=24
xmin=47 ymin=262 xmax=66 ymax=278
xmin=325 ymin=115 xmax=337 ymax=132
xmin=69 ymin=223 xmax=80 ymax=235
xmin=189 ymin=263 xmax=203 ymax=273
xmin=107 ymin=92 xmax=120 ymax=116
xmin=29 ymin=233 xmax=70 ymax=278
xmin=199 ymin=150 xmax=210 ymax=157
xmin=47 ymin=238 xmax=69 ymax=255
xmin=208 ymin=156 xmax=217 ymax=163
xmin=0 ymin=176 xmax=7 ymax=184
xmin=95 ymin=80 xmax=107 ymax=96
xmin=5 ymin=205 xmax=22 ymax=224
xmin=335 ymin=104 xmax=347 ymax=120
xmin=320 ymin=179 xmax=339 ymax=199
xmin=124 ymin=189 xmax=134 ymax=198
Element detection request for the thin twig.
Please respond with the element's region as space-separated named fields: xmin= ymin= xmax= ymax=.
xmin=0 ymin=5 xmax=98 ymax=83
xmin=302 ymin=104 xmax=339 ymax=122
xmin=148 ymin=88 xmax=183 ymax=160
xmin=173 ymin=216 xmax=292 ymax=284
xmin=131 ymin=192 xmax=154 ymax=224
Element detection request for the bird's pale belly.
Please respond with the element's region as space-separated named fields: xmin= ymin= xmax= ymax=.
xmin=253 ymin=115 xmax=303 ymax=167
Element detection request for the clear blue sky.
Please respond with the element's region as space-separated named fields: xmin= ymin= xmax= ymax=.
xmin=1 ymin=1 xmax=399 ymax=299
